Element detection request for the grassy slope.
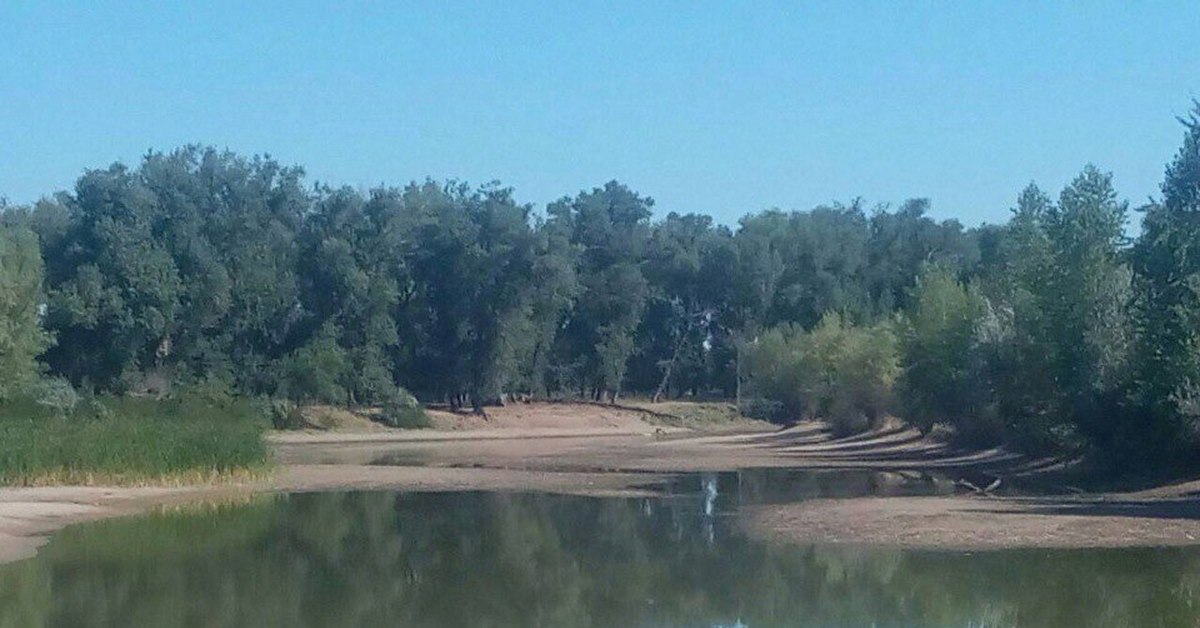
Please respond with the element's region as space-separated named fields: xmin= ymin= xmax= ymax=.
xmin=620 ymin=400 xmax=774 ymax=432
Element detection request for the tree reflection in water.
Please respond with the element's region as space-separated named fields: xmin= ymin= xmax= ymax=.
xmin=0 ymin=489 xmax=1198 ymax=627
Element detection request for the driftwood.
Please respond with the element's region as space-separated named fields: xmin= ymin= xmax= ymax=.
xmin=955 ymin=476 xmax=1002 ymax=496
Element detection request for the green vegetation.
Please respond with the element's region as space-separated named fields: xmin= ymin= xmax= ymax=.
xmin=0 ymin=224 xmax=51 ymax=400
xmin=0 ymin=394 xmax=268 ymax=485
xmin=897 ymin=266 xmax=987 ymax=437
xmin=742 ymin=315 xmax=898 ymax=435
xmin=623 ymin=400 xmax=758 ymax=431
xmin=4 ymin=104 xmax=1200 ymax=476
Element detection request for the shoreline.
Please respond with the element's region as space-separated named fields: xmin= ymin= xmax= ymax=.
xmin=5 ymin=414 xmax=1200 ymax=565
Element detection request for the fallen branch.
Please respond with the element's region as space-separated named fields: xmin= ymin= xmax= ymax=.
xmin=955 ymin=476 xmax=1002 ymax=496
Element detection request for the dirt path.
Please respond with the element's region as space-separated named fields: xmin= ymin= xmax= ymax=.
xmin=4 ymin=404 xmax=1200 ymax=564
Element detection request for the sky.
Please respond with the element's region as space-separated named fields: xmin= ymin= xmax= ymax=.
xmin=1 ymin=1 xmax=1198 ymax=227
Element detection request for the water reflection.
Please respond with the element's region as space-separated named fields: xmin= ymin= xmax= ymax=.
xmin=0 ymin=489 xmax=1197 ymax=627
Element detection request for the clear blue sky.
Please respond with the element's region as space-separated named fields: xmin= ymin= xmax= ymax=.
xmin=2 ymin=1 xmax=1197 ymax=226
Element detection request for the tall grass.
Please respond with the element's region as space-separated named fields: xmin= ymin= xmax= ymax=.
xmin=0 ymin=394 xmax=270 ymax=486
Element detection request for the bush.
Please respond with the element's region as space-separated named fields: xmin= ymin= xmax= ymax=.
xmin=268 ymin=399 xmax=307 ymax=430
xmin=737 ymin=398 xmax=786 ymax=423
xmin=377 ymin=387 xmax=431 ymax=429
xmin=275 ymin=325 xmax=349 ymax=404
xmin=742 ymin=314 xmax=898 ymax=434
xmin=32 ymin=377 xmax=79 ymax=417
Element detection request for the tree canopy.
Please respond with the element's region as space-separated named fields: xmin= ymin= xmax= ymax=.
xmin=5 ymin=104 xmax=1200 ymax=471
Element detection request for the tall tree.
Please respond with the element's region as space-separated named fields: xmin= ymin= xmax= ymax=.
xmin=1132 ymin=104 xmax=1200 ymax=456
xmin=1043 ymin=166 xmax=1132 ymax=445
xmin=548 ymin=182 xmax=652 ymax=401
xmin=631 ymin=212 xmax=732 ymax=400
xmin=0 ymin=223 xmax=51 ymax=399
xmin=402 ymin=181 xmax=541 ymax=410
xmin=898 ymin=265 xmax=986 ymax=434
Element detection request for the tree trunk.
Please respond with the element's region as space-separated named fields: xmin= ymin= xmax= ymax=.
xmin=653 ymin=322 xmax=692 ymax=403
xmin=735 ymin=341 xmax=743 ymax=408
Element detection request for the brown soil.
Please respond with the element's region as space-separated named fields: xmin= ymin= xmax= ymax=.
xmin=743 ymin=495 xmax=1200 ymax=550
xmin=4 ymin=402 xmax=1200 ymax=564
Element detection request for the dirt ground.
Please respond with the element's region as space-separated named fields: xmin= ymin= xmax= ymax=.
xmin=742 ymin=495 xmax=1200 ymax=550
xmin=4 ymin=402 xmax=1200 ymax=564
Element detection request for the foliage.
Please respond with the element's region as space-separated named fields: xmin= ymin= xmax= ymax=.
xmin=0 ymin=224 xmax=51 ymax=400
xmin=898 ymin=266 xmax=986 ymax=434
xmin=377 ymin=387 xmax=431 ymax=429
xmin=0 ymin=393 xmax=269 ymax=484
xmin=31 ymin=377 xmax=79 ymax=417
xmin=4 ymin=104 xmax=1200 ymax=469
xmin=743 ymin=314 xmax=898 ymax=434
xmin=275 ymin=324 xmax=350 ymax=404
xmin=267 ymin=399 xmax=305 ymax=430
xmin=1130 ymin=102 xmax=1200 ymax=465
xmin=547 ymin=182 xmax=653 ymax=400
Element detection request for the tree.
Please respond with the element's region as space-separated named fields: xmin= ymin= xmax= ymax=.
xmin=742 ymin=314 xmax=898 ymax=434
xmin=866 ymin=198 xmax=978 ymax=314
xmin=898 ymin=266 xmax=986 ymax=434
xmin=1040 ymin=166 xmax=1132 ymax=449
xmin=1131 ymin=103 xmax=1200 ymax=460
xmin=34 ymin=148 xmax=309 ymax=394
xmin=630 ymin=212 xmax=732 ymax=400
xmin=548 ymin=182 xmax=652 ymax=401
xmin=0 ymin=223 xmax=51 ymax=399
xmin=400 ymin=181 xmax=541 ymax=411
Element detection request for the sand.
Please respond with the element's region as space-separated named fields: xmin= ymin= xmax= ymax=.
xmin=3 ymin=402 xmax=1200 ymax=564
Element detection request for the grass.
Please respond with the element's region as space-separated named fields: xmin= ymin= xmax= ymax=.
xmin=0 ymin=394 xmax=271 ymax=486
xmin=623 ymin=400 xmax=772 ymax=431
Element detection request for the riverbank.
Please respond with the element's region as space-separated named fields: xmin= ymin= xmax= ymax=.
xmin=4 ymin=402 xmax=1200 ymax=564
xmin=742 ymin=492 xmax=1200 ymax=550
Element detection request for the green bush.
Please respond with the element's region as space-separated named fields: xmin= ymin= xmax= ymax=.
xmin=377 ymin=387 xmax=431 ymax=429
xmin=0 ymin=225 xmax=52 ymax=402
xmin=31 ymin=377 xmax=79 ymax=417
xmin=742 ymin=314 xmax=898 ymax=433
xmin=737 ymin=398 xmax=786 ymax=423
xmin=275 ymin=325 xmax=350 ymax=404
xmin=268 ymin=399 xmax=307 ymax=430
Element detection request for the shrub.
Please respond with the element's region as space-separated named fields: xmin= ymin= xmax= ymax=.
xmin=32 ymin=377 xmax=79 ymax=417
xmin=0 ymin=225 xmax=51 ymax=401
xmin=276 ymin=325 xmax=349 ymax=404
xmin=268 ymin=399 xmax=307 ymax=430
xmin=377 ymin=387 xmax=431 ymax=429
xmin=742 ymin=314 xmax=898 ymax=434
xmin=736 ymin=398 xmax=786 ymax=423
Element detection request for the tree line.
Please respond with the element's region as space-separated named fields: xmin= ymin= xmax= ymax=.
xmin=3 ymin=105 xmax=1200 ymax=469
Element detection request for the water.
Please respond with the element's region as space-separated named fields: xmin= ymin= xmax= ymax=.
xmin=1 ymin=476 xmax=1198 ymax=627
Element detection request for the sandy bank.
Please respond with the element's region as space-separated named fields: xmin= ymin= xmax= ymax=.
xmin=4 ymin=404 xmax=1200 ymax=564
xmin=743 ymin=493 xmax=1200 ymax=550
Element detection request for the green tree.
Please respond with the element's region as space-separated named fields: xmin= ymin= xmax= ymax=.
xmin=1132 ymin=104 xmax=1200 ymax=460
xmin=548 ymin=182 xmax=652 ymax=401
xmin=743 ymin=314 xmax=898 ymax=433
xmin=0 ymin=224 xmax=51 ymax=399
xmin=898 ymin=266 xmax=986 ymax=435
xmin=630 ymin=213 xmax=733 ymax=400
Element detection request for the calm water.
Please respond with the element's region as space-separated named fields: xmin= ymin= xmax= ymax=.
xmin=1 ymin=472 xmax=1198 ymax=627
